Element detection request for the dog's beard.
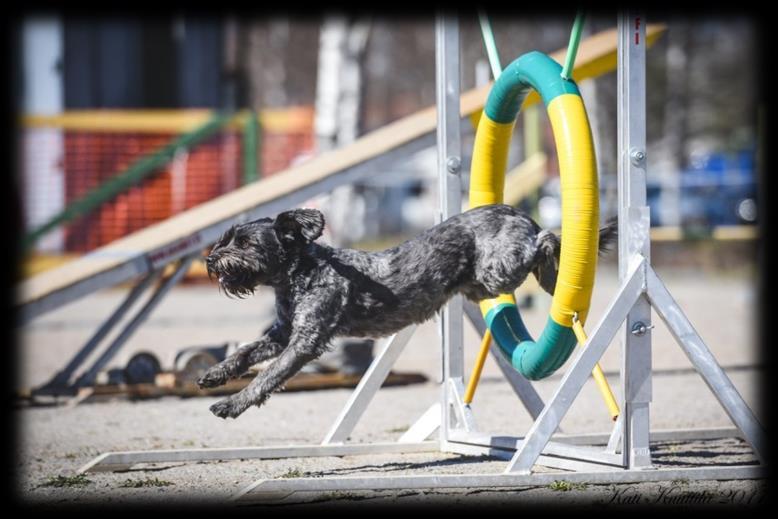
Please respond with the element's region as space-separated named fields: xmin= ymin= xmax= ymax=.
xmin=207 ymin=255 xmax=261 ymax=299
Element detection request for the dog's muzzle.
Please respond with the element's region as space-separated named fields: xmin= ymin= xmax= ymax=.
xmin=205 ymin=253 xmax=257 ymax=297
xmin=205 ymin=254 xmax=225 ymax=283
xmin=205 ymin=254 xmax=216 ymax=278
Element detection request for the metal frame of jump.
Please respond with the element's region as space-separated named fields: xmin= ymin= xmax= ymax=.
xmin=79 ymin=11 xmax=766 ymax=501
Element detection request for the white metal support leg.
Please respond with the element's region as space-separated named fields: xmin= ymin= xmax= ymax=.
xmin=505 ymin=259 xmax=646 ymax=473
xmin=322 ymin=325 xmax=418 ymax=444
xmin=435 ymin=13 xmax=470 ymax=441
xmin=646 ymin=267 xmax=766 ymax=462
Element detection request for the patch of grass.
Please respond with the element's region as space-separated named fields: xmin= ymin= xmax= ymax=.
xmin=118 ymin=477 xmax=174 ymax=488
xmin=278 ymin=468 xmax=306 ymax=479
xmin=672 ymin=478 xmax=690 ymax=486
xmin=548 ymin=480 xmax=588 ymax=492
xmin=39 ymin=474 xmax=92 ymax=488
xmin=386 ymin=426 xmax=409 ymax=433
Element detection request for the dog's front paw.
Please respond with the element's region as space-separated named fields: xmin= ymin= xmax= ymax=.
xmin=209 ymin=398 xmax=244 ymax=419
xmin=197 ymin=365 xmax=229 ymax=389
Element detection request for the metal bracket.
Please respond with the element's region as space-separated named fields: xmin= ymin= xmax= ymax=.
xmin=629 ymin=147 xmax=646 ymax=166
xmin=630 ymin=322 xmax=654 ymax=336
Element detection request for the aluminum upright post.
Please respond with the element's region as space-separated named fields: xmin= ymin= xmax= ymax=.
xmin=617 ymin=10 xmax=653 ymax=470
xmin=435 ymin=13 xmax=464 ymax=442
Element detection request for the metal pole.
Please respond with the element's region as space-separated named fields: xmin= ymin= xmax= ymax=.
xmin=435 ymin=13 xmax=464 ymax=442
xmin=321 ymin=325 xmax=417 ymax=444
xmin=617 ymin=10 xmax=653 ymax=470
xmin=35 ymin=269 xmax=163 ymax=392
xmin=74 ymin=256 xmax=196 ymax=387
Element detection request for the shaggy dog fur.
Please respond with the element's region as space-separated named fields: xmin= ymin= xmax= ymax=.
xmin=200 ymin=204 xmax=616 ymax=418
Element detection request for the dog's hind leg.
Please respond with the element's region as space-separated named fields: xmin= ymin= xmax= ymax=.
xmin=197 ymin=322 xmax=290 ymax=389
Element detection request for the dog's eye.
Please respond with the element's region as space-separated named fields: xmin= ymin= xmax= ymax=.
xmin=235 ymin=236 xmax=248 ymax=248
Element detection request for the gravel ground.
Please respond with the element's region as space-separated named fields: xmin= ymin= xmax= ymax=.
xmin=13 ymin=263 xmax=767 ymax=508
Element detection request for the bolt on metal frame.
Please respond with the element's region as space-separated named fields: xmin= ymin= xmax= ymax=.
xmin=79 ymin=11 xmax=765 ymax=500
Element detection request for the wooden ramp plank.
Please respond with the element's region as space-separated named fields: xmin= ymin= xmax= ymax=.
xmin=17 ymin=25 xmax=665 ymax=318
xmin=503 ymin=152 xmax=548 ymax=207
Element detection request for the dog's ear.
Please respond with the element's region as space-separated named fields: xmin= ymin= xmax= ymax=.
xmin=274 ymin=209 xmax=325 ymax=244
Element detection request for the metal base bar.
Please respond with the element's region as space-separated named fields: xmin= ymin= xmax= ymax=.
xmin=234 ymin=465 xmax=766 ymax=503
xmin=442 ymin=440 xmax=622 ymax=473
xmin=78 ymin=425 xmax=745 ymax=475
xmin=78 ymin=440 xmax=439 ymax=474
xmin=485 ymin=426 xmax=743 ymax=447
xmin=447 ymin=431 xmax=624 ymax=467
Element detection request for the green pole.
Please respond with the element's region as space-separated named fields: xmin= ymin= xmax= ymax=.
xmin=561 ymin=10 xmax=586 ymax=80
xmin=242 ymin=110 xmax=259 ymax=184
xmin=23 ymin=111 xmax=232 ymax=251
xmin=477 ymin=10 xmax=503 ymax=79
xmin=478 ymin=9 xmax=542 ymax=215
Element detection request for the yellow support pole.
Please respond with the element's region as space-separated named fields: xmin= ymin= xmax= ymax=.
xmin=572 ymin=317 xmax=620 ymax=420
xmin=464 ymin=329 xmax=492 ymax=404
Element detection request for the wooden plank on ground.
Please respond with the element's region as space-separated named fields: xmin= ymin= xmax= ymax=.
xmin=19 ymin=370 xmax=429 ymax=405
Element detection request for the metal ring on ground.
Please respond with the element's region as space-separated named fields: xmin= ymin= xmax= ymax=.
xmin=468 ymin=51 xmax=599 ymax=380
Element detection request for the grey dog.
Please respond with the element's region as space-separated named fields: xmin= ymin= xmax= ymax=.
xmin=199 ymin=204 xmax=616 ymax=419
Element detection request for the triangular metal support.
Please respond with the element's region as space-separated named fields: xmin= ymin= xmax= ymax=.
xmin=504 ymin=257 xmax=766 ymax=473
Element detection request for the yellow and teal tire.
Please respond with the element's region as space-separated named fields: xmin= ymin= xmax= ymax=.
xmin=469 ymin=51 xmax=599 ymax=381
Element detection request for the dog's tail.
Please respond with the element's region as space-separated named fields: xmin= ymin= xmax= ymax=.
xmin=532 ymin=218 xmax=618 ymax=296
